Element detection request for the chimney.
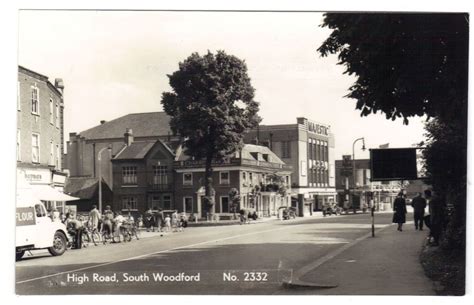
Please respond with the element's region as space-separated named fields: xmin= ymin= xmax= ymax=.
xmin=54 ymin=78 xmax=64 ymax=94
xmin=100 ymin=120 xmax=106 ymax=125
xmin=124 ymin=128 xmax=134 ymax=146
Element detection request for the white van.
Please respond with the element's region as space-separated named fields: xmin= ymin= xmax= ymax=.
xmin=16 ymin=192 xmax=68 ymax=260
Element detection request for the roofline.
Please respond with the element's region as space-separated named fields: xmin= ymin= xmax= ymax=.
xmin=19 ymin=65 xmax=63 ymax=97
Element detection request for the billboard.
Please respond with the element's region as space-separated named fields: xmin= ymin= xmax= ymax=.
xmin=370 ymin=148 xmax=420 ymax=181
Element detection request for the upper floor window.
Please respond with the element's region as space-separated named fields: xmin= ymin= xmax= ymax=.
xmin=16 ymin=129 xmax=21 ymax=161
xmin=55 ymin=102 xmax=60 ymax=128
xmin=49 ymin=99 xmax=54 ymax=124
xmin=153 ymin=165 xmax=168 ymax=185
xmin=183 ymin=172 xmax=193 ymax=186
xmin=49 ymin=141 xmax=54 ymax=165
xmin=56 ymin=144 xmax=61 ymax=169
xmin=122 ymin=166 xmax=137 ymax=185
xmin=31 ymin=86 xmax=39 ymax=115
xmin=17 ymin=81 xmax=20 ymax=111
xmin=281 ymin=141 xmax=291 ymax=158
xmin=31 ymin=133 xmax=40 ymax=163
xmin=220 ymin=171 xmax=230 ymax=185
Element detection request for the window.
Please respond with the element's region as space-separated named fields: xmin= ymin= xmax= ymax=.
xmin=122 ymin=166 xmax=137 ymax=185
xmin=163 ymin=195 xmax=172 ymax=209
xmin=56 ymin=144 xmax=61 ymax=169
xmin=220 ymin=171 xmax=230 ymax=185
xmin=221 ymin=196 xmax=230 ymax=213
xmin=32 ymin=133 xmax=40 ymax=163
xmin=281 ymin=141 xmax=291 ymax=158
xmin=49 ymin=99 xmax=54 ymax=124
xmin=249 ymin=172 xmax=253 ymax=185
xmin=183 ymin=173 xmax=193 ymax=186
xmin=153 ymin=165 xmax=168 ymax=185
xmin=49 ymin=141 xmax=54 ymax=165
xmin=184 ymin=197 xmax=193 ymax=213
xmin=17 ymin=81 xmax=20 ymax=111
xmin=151 ymin=196 xmax=161 ymax=209
xmin=31 ymin=86 xmax=39 ymax=114
xmin=16 ymin=129 xmax=20 ymax=161
xmin=56 ymin=102 xmax=60 ymax=128
xmin=242 ymin=172 xmax=247 ymax=184
xmin=35 ymin=204 xmax=47 ymax=217
xmin=121 ymin=196 xmax=137 ymax=210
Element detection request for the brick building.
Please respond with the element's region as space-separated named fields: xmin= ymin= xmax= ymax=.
xmin=244 ymin=117 xmax=336 ymax=213
xmin=174 ymin=144 xmax=292 ymax=219
xmin=17 ymin=66 xmax=76 ymax=212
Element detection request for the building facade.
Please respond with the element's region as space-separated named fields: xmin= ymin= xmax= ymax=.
xmin=174 ymin=144 xmax=292 ymax=219
xmin=111 ymin=137 xmax=176 ymax=215
xmin=66 ymin=112 xmax=177 ymax=190
xmin=17 ymin=66 xmax=75 ymax=212
xmin=335 ymin=158 xmax=400 ymax=211
xmin=244 ymin=117 xmax=336 ymax=212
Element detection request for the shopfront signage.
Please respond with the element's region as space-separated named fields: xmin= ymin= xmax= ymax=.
xmin=16 ymin=207 xmax=36 ymax=226
xmin=21 ymin=169 xmax=51 ymax=184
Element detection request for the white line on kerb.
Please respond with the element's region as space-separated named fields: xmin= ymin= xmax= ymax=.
xmin=16 ymin=225 xmax=294 ymax=284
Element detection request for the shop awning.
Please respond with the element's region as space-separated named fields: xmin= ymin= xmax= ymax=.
xmin=30 ymin=184 xmax=79 ymax=201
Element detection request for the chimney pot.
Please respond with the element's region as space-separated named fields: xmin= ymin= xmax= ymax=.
xmin=100 ymin=120 xmax=106 ymax=125
xmin=124 ymin=128 xmax=134 ymax=146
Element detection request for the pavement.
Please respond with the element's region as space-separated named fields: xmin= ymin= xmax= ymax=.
xmin=288 ymin=220 xmax=434 ymax=295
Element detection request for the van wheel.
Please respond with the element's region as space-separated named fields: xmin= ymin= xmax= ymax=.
xmin=48 ymin=231 xmax=67 ymax=256
xmin=16 ymin=250 xmax=25 ymax=261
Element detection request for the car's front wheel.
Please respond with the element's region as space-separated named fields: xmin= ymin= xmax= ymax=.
xmin=16 ymin=250 xmax=25 ymax=261
xmin=48 ymin=231 xmax=67 ymax=256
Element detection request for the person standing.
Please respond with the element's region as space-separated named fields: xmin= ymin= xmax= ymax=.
xmin=411 ymin=193 xmax=427 ymax=230
xmin=89 ymin=205 xmax=101 ymax=231
xmin=157 ymin=208 xmax=165 ymax=232
xmin=392 ymin=192 xmax=407 ymax=231
xmin=102 ymin=205 xmax=114 ymax=240
xmin=425 ymin=190 xmax=444 ymax=246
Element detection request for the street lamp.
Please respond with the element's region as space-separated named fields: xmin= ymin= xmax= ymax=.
xmin=98 ymin=145 xmax=112 ymax=213
xmin=351 ymin=137 xmax=366 ymax=211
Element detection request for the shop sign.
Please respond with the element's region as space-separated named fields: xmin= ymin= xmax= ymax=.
xmin=21 ymin=169 xmax=51 ymax=184
xmin=52 ymin=174 xmax=66 ymax=184
xmin=16 ymin=207 xmax=36 ymax=226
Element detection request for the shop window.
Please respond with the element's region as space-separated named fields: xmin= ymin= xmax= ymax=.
xmin=183 ymin=173 xmax=193 ymax=186
xmin=121 ymin=196 xmax=137 ymax=210
xmin=163 ymin=195 xmax=172 ymax=209
xmin=220 ymin=171 xmax=230 ymax=185
xmin=122 ymin=166 xmax=137 ymax=185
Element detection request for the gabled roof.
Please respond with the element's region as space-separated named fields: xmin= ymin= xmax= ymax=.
xmin=79 ymin=112 xmax=172 ymax=140
xmin=241 ymin=144 xmax=285 ymax=164
xmin=113 ymin=139 xmax=175 ymax=160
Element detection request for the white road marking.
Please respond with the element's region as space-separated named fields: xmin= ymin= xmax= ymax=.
xmin=16 ymin=224 xmax=300 ymax=284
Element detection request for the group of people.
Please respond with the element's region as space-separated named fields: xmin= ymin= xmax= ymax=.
xmin=143 ymin=208 xmax=188 ymax=233
xmin=392 ymin=189 xmax=445 ymax=246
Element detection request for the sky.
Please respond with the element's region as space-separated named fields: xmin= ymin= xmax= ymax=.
xmin=18 ymin=10 xmax=427 ymax=159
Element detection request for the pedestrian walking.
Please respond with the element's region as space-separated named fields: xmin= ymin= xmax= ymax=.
xmin=425 ymin=190 xmax=444 ymax=246
xmin=179 ymin=213 xmax=188 ymax=231
xmin=157 ymin=208 xmax=165 ymax=232
xmin=411 ymin=192 xmax=427 ymax=230
xmin=89 ymin=205 xmax=101 ymax=231
xmin=171 ymin=210 xmax=178 ymax=232
xmin=102 ymin=205 xmax=114 ymax=240
xmin=144 ymin=208 xmax=154 ymax=232
xmin=392 ymin=192 xmax=407 ymax=231
xmin=164 ymin=214 xmax=171 ymax=232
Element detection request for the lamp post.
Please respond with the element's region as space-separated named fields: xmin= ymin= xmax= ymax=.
xmin=351 ymin=137 xmax=366 ymax=212
xmin=98 ymin=146 xmax=112 ymax=213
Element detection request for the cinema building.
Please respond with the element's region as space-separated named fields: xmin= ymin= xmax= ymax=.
xmin=244 ymin=117 xmax=337 ymax=214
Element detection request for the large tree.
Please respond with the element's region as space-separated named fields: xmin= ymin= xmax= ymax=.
xmin=318 ymin=13 xmax=468 ymax=125
xmin=317 ymin=13 xmax=468 ymax=250
xmin=161 ymin=51 xmax=260 ymax=217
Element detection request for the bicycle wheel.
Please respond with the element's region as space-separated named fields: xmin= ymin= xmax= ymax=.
xmin=91 ymin=231 xmax=101 ymax=246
